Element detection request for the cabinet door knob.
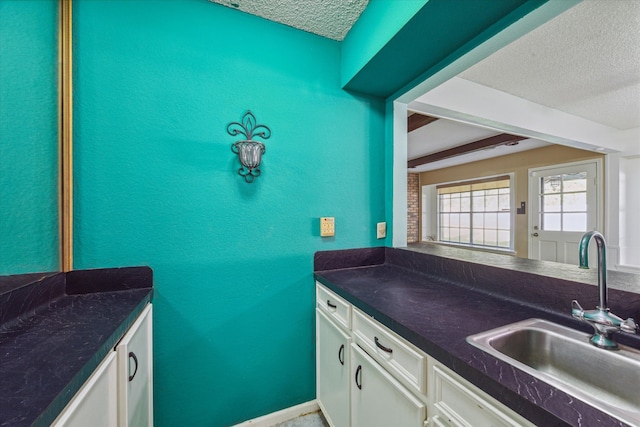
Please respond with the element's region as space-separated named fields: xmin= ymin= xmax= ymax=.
xmin=374 ymin=336 xmax=393 ymax=353
xmin=355 ymin=365 xmax=362 ymax=389
xmin=338 ymin=344 xmax=345 ymax=366
xmin=326 ymin=300 xmax=337 ymax=309
xmin=128 ymin=351 xmax=139 ymax=382
xmin=531 ymin=232 xmax=539 ymax=237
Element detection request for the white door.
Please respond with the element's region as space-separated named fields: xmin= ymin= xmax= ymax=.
xmin=317 ymin=309 xmax=351 ymax=427
xmin=350 ymin=344 xmax=426 ymax=427
xmin=52 ymin=351 xmax=118 ymax=427
xmin=528 ymin=160 xmax=601 ymax=265
xmin=117 ymin=305 xmax=153 ymax=427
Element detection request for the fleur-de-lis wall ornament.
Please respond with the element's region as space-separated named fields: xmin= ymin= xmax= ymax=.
xmin=227 ymin=111 xmax=271 ymax=183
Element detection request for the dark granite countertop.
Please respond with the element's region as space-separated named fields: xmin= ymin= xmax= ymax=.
xmin=314 ymin=246 xmax=640 ymax=427
xmin=0 ymin=267 xmax=153 ymax=427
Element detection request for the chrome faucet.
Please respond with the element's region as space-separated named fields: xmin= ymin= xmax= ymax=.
xmin=571 ymin=231 xmax=637 ymax=349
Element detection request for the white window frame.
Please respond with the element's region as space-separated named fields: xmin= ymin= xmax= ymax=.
xmin=430 ymin=173 xmax=515 ymax=252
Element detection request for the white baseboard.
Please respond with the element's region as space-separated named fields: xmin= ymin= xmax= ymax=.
xmin=233 ymin=400 xmax=320 ymax=427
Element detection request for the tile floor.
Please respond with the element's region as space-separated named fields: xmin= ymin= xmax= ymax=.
xmin=274 ymin=410 xmax=329 ymax=427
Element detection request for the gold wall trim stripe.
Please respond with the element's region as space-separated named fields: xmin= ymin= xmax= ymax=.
xmin=59 ymin=0 xmax=73 ymax=272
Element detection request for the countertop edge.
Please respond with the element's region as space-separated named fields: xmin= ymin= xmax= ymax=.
xmin=32 ymin=289 xmax=153 ymax=427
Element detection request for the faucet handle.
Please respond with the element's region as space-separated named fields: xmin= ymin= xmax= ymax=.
xmin=621 ymin=317 xmax=638 ymax=334
xmin=571 ymin=300 xmax=585 ymax=319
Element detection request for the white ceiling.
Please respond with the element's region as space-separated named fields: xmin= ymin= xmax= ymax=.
xmin=459 ymin=0 xmax=640 ymax=131
xmin=209 ymin=0 xmax=368 ymax=41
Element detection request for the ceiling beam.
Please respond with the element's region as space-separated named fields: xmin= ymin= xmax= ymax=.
xmin=408 ymin=113 xmax=438 ymax=132
xmin=408 ymin=133 xmax=527 ymax=168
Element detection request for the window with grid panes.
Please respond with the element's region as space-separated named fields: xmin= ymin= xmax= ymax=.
xmin=437 ymin=176 xmax=512 ymax=249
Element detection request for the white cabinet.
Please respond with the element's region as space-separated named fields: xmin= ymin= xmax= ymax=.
xmin=52 ymin=304 xmax=153 ymax=427
xmin=317 ymin=309 xmax=351 ymax=427
xmin=316 ymin=283 xmax=426 ymax=427
xmin=315 ymin=282 xmax=537 ymax=427
xmin=351 ymin=344 xmax=426 ymax=427
xmin=52 ymin=351 xmax=118 ymax=427
xmin=117 ymin=304 xmax=153 ymax=427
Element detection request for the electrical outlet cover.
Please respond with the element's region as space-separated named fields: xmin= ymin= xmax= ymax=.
xmin=320 ymin=217 xmax=335 ymax=237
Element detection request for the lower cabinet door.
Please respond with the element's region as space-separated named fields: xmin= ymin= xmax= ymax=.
xmin=52 ymin=351 xmax=118 ymax=427
xmin=351 ymin=344 xmax=426 ymax=427
xmin=317 ymin=309 xmax=351 ymax=427
xmin=117 ymin=304 xmax=153 ymax=427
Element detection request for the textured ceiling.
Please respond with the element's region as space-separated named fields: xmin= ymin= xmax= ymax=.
xmin=209 ymin=0 xmax=368 ymax=41
xmin=459 ymin=0 xmax=640 ymax=131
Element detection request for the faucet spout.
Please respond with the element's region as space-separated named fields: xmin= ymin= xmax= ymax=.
xmin=579 ymin=230 xmax=607 ymax=310
xmin=573 ymin=231 xmax=637 ymax=349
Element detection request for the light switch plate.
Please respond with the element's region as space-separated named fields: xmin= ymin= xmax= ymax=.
xmin=376 ymin=222 xmax=386 ymax=239
xmin=320 ymin=217 xmax=335 ymax=237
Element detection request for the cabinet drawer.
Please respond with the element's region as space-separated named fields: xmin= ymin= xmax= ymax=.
xmin=431 ymin=362 xmax=535 ymax=427
xmin=352 ymin=309 xmax=426 ymax=395
xmin=317 ymin=283 xmax=351 ymax=331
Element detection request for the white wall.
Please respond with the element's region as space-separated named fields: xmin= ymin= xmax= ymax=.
xmin=619 ymin=156 xmax=640 ymax=270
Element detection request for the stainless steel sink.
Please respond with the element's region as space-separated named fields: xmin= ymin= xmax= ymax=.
xmin=467 ymin=318 xmax=640 ymax=426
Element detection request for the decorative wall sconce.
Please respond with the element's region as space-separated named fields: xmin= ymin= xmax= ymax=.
xmin=227 ymin=111 xmax=271 ymax=183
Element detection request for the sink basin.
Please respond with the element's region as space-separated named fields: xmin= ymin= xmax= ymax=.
xmin=467 ymin=318 xmax=640 ymax=426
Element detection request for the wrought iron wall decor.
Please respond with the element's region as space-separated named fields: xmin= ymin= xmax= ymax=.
xmin=227 ymin=110 xmax=271 ymax=183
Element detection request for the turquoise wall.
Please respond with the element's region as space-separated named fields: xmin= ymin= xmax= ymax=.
xmin=73 ymin=1 xmax=384 ymax=425
xmin=0 ymin=0 xmax=59 ymax=275
xmin=341 ymin=0 xmax=427 ymax=88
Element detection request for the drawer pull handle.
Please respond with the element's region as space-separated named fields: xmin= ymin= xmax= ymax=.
xmin=338 ymin=344 xmax=345 ymax=365
xmin=355 ymin=364 xmax=362 ymax=389
xmin=374 ymin=337 xmax=393 ymax=353
xmin=128 ymin=351 xmax=138 ymax=382
xmin=326 ymin=300 xmax=337 ymax=309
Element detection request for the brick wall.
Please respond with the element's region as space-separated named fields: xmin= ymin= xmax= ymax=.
xmin=407 ymin=173 xmax=420 ymax=243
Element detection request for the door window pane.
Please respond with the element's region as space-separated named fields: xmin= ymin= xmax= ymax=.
xmin=564 ymin=213 xmax=587 ymax=232
xmin=539 ymin=170 xmax=589 ymax=232
xmin=563 ymin=192 xmax=587 ymax=212
xmin=563 ymin=172 xmax=587 ymax=192
xmin=542 ymin=195 xmax=561 ymax=212
xmin=543 ymin=213 xmax=561 ymax=231
xmin=542 ymin=176 xmax=562 ymax=193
